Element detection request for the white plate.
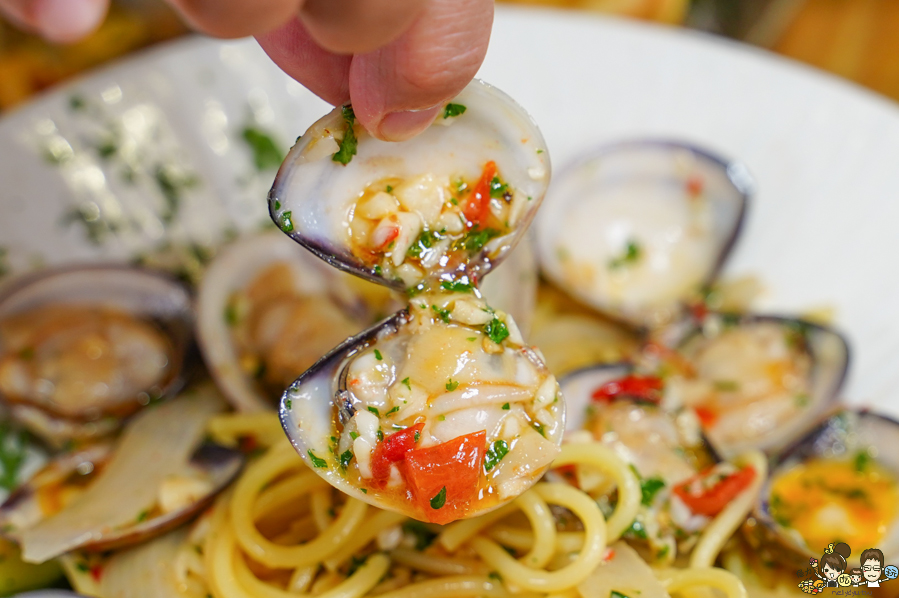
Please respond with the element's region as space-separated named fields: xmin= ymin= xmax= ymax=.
xmin=1 ymin=6 xmax=897 ymax=415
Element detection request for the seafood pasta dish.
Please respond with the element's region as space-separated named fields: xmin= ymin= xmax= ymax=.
xmin=0 ymin=80 xmax=894 ymax=598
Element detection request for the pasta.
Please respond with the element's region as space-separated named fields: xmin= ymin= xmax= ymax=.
xmin=151 ymin=412 xmax=756 ymax=598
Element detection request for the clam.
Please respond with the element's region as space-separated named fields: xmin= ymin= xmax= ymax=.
xmin=281 ymin=297 xmax=563 ymax=524
xmin=273 ymin=80 xmax=562 ymax=522
xmin=754 ymin=409 xmax=899 ymax=564
xmin=197 ymin=231 xmax=399 ymax=412
xmin=536 ymin=140 xmax=752 ymax=329
xmin=1 ymin=388 xmax=241 ymax=563
xmin=0 ymin=266 xmax=193 ymax=445
xmin=268 ymin=79 xmax=549 ymax=290
xmin=668 ymin=314 xmax=849 ymax=458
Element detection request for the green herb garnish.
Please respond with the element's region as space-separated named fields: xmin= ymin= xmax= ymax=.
xmin=374 ymin=349 xmax=383 ymax=361
xmin=0 ymin=424 xmax=27 ymax=491
xmin=459 ymin=227 xmax=500 ymax=253
xmin=609 ymin=240 xmax=642 ymax=269
xmin=340 ymin=450 xmax=353 ymax=470
xmin=445 ymin=379 xmax=460 ymax=392
xmin=484 ymin=440 xmax=509 ymax=472
xmin=332 ymin=105 xmax=358 ymax=165
xmin=440 ymin=280 xmax=473 ymax=293
xmin=403 ymin=520 xmax=437 ymax=550
xmin=854 ymin=451 xmax=872 ymax=473
xmin=367 ymin=406 xmax=380 ymax=416
xmin=278 ymin=210 xmax=294 ymax=233
xmin=489 ymin=175 xmax=508 ymax=199
xmin=385 ymin=406 xmax=400 ymax=416
xmin=431 ymin=305 xmax=451 ymax=323
xmin=485 ymin=318 xmax=510 ymax=344
xmin=401 ymin=377 xmax=411 ymax=390
xmin=284 ymin=398 xmax=292 ymax=409
xmin=502 ymin=403 xmax=510 ymax=410
xmin=640 ymin=476 xmax=666 ymax=506
xmin=443 ymin=103 xmax=467 ymax=119
xmin=241 ymin=126 xmax=284 ymax=171
xmin=350 ymin=431 xmax=360 ymax=440
xmin=430 ymin=486 xmax=447 ymax=509
xmin=307 ymin=450 xmax=327 ymax=468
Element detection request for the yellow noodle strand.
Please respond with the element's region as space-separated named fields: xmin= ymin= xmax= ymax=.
xmin=470 ymin=483 xmax=606 ymax=593
xmin=689 ymin=450 xmax=767 ymax=569
xmin=514 ymin=490 xmax=557 ymax=569
xmin=311 ymin=488 xmax=334 ymax=532
xmin=487 ymin=526 xmax=585 ymax=554
xmin=374 ymin=575 xmax=536 ymax=598
xmin=208 ymin=412 xmax=285 ymax=448
xmin=658 ymin=567 xmax=748 ymax=598
xmin=253 ymin=471 xmax=321 ymax=519
xmin=390 ymin=548 xmax=487 ymax=576
xmin=230 ymin=443 xmax=367 ymax=567
xmin=552 ymin=442 xmax=641 ymax=541
xmin=438 ymin=503 xmax=518 ymax=552
xmin=322 ymin=510 xmax=407 ymax=570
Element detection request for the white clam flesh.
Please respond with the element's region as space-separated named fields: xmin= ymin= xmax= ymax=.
xmin=271 ymin=80 xmax=564 ymax=522
xmin=197 ymin=232 xmax=399 ymax=412
xmin=537 ymin=141 xmax=752 ymax=328
xmin=0 ymin=267 xmax=192 ymax=446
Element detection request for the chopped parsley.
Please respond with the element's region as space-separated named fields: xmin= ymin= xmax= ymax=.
xmin=502 ymin=403 xmax=510 ymax=410
xmin=403 ymin=520 xmax=438 ymax=550
xmin=332 ymin=105 xmax=358 ymax=165
xmin=656 ymin=545 xmax=670 ymax=559
xmin=408 ymin=229 xmax=441 ymax=258
xmin=440 ymin=280 xmax=474 ymax=293
xmin=350 ymin=431 xmax=359 ymax=440
xmin=69 ymin=95 xmax=86 ymax=111
xmin=241 ymin=126 xmax=284 ymax=171
xmin=401 ymin=377 xmax=411 ymax=390
xmin=307 ymin=450 xmax=327 ymax=468
xmin=284 ymin=398 xmax=292 ymax=409
xmin=532 ymin=422 xmax=546 ymax=437
xmin=431 ymin=305 xmax=451 ymax=323
xmin=367 ymin=406 xmax=380 ymax=416
xmin=626 ymin=518 xmax=647 ymax=540
xmin=446 ymin=379 xmax=459 ymax=392
xmin=640 ymin=476 xmax=666 ymax=506
xmin=277 ymin=210 xmax=294 ymax=233
xmin=374 ymin=349 xmax=383 ymax=361
xmin=136 ymin=510 xmax=149 ymax=523
xmin=794 ymin=394 xmax=810 ymax=407
xmin=484 ymin=440 xmax=510 ymax=472
xmin=609 ymin=240 xmax=642 ymax=269
xmin=0 ymin=424 xmax=28 ymax=491
xmin=386 ymin=185 xmax=394 ymax=193
xmin=339 ymin=450 xmax=354 ymax=470
xmin=385 ymin=406 xmax=400 ymax=416
xmin=154 ymin=164 xmax=199 ymax=225
xmin=458 ymin=227 xmax=500 ymax=253
xmin=611 ymin=592 xmax=632 ymax=598
xmin=489 ymin=175 xmax=509 ymax=199
xmin=360 ymin=488 xmax=368 ymax=494
xmin=854 ymin=451 xmax=872 ymax=473
xmin=376 ymin=429 xmax=384 ymax=441
xmin=485 ymin=318 xmax=510 ymax=344
xmin=443 ymin=103 xmax=467 ymax=119
xmin=430 ymin=486 xmax=447 ymax=509
xmin=414 ymin=430 xmax=421 ymax=443
xmin=406 ymin=282 xmax=427 ymax=298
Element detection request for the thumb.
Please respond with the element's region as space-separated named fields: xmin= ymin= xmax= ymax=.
xmin=0 ymin=0 xmax=108 ymax=43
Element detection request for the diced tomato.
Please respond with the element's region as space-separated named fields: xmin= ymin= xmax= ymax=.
xmin=694 ymin=405 xmax=718 ymax=428
xmin=689 ymin=301 xmax=709 ymax=322
xmin=672 ymin=465 xmax=756 ymax=517
xmin=402 ymin=431 xmax=486 ymax=524
xmin=370 ymin=423 xmax=424 ymax=488
xmin=686 ymin=175 xmax=704 ymax=196
xmin=462 ymin=161 xmax=497 ymax=225
xmin=90 ymin=564 xmax=103 ymax=582
xmin=555 ymin=464 xmax=579 ymax=487
xmin=591 ymin=374 xmax=664 ymax=403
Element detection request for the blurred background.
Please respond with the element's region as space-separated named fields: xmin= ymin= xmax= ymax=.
xmin=1 ymin=0 xmax=898 ymax=112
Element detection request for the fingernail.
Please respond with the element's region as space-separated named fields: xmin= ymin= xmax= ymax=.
xmin=378 ymin=107 xmax=440 ymax=142
xmin=35 ymin=0 xmax=106 ymax=44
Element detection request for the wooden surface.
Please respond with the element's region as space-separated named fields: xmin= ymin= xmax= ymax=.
xmin=774 ymin=0 xmax=899 ymax=101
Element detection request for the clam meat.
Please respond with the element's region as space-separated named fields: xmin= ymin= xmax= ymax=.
xmin=272 ymin=80 xmax=564 ymax=522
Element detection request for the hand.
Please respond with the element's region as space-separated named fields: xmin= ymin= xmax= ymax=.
xmin=0 ymin=0 xmax=493 ymax=141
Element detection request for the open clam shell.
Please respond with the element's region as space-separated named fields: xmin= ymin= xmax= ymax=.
xmin=754 ymin=409 xmax=899 ymax=562
xmin=536 ymin=140 xmax=752 ymax=329
xmin=674 ymin=314 xmax=849 ymax=458
xmin=197 ymin=232 xmax=399 ymax=412
xmin=280 ymin=296 xmax=564 ymax=523
xmin=0 ymin=388 xmax=242 ymax=561
xmin=268 ymin=79 xmax=550 ymax=290
xmin=0 ymin=266 xmax=193 ymax=444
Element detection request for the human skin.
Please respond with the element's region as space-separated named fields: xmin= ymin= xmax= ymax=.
xmin=0 ymin=0 xmax=493 ymax=141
